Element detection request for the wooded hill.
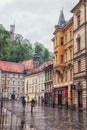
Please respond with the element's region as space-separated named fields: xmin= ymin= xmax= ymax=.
xmin=0 ymin=28 xmax=52 ymax=64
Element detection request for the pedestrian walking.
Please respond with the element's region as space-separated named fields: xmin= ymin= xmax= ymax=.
xmin=31 ymin=97 xmax=37 ymax=113
xmin=41 ymin=97 xmax=44 ymax=106
xmin=22 ymin=97 xmax=26 ymax=111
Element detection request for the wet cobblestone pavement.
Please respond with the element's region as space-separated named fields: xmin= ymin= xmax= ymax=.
xmin=0 ymin=101 xmax=87 ymax=130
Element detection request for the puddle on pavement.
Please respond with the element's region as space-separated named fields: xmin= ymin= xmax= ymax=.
xmin=0 ymin=107 xmax=37 ymax=130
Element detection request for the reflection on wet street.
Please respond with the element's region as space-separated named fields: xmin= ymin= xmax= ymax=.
xmin=0 ymin=108 xmax=36 ymax=130
xmin=0 ymin=100 xmax=87 ymax=130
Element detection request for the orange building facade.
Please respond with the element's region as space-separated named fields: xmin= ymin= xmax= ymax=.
xmin=52 ymin=10 xmax=75 ymax=107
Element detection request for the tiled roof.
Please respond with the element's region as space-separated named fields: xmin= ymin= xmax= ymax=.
xmin=0 ymin=61 xmax=24 ymax=73
xmin=27 ymin=61 xmax=53 ymax=75
xmin=22 ymin=59 xmax=35 ymax=71
xmin=0 ymin=60 xmax=52 ymax=74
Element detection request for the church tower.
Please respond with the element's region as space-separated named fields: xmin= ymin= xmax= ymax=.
xmin=10 ymin=24 xmax=15 ymax=41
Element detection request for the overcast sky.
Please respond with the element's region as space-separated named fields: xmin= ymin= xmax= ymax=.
xmin=0 ymin=0 xmax=79 ymax=52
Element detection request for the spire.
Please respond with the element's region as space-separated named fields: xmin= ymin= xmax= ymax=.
xmin=58 ymin=9 xmax=66 ymax=28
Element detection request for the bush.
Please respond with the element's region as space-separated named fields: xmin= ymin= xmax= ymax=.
xmin=69 ymin=104 xmax=76 ymax=110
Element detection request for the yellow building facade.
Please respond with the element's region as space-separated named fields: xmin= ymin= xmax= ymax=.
xmin=25 ymin=74 xmax=38 ymax=102
xmin=52 ymin=10 xmax=75 ymax=106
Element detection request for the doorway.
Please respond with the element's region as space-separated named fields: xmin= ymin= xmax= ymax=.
xmin=78 ymin=90 xmax=82 ymax=108
xmin=58 ymin=90 xmax=62 ymax=105
xmin=11 ymin=94 xmax=15 ymax=100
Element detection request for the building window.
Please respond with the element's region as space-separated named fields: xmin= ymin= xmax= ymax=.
xmin=18 ymin=87 xmax=20 ymax=93
xmin=65 ymin=52 xmax=67 ymax=62
xmin=58 ymin=75 xmax=59 ymax=83
xmin=65 ymin=34 xmax=67 ymax=43
xmin=70 ymin=49 xmax=72 ymax=60
xmin=65 ymin=71 xmax=67 ymax=82
xmin=32 ymin=86 xmax=34 ymax=93
xmin=18 ymin=81 xmax=20 ymax=85
xmin=26 ymin=80 xmax=28 ymax=93
xmin=46 ymin=72 xmax=47 ymax=81
xmin=61 ymin=77 xmax=63 ymax=83
xmin=70 ymin=69 xmax=72 ymax=81
xmin=56 ymin=54 xmax=57 ymax=64
xmin=8 ymin=80 xmax=10 ymax=85
xmin=61 ymin=37 xmax=63 ymax=45
xmin=78 ymin=60 xmax=81 ymax=72
xmin=13 ymin=80 xmax=15 ymax=85
xmin=70 ymin=30 xmax=72 ymax=40
xmin=77 ymin=15 xmax=80 ymax=27
xmin=61 ymin=55 xmax=63 ymax=63
xmin=56 ymin=37 xmax=57 ymax=45
xmin=49 ymin=70 xmax=51 ymax=80
xmin=77 ymin=37 xmax=80 ymax=51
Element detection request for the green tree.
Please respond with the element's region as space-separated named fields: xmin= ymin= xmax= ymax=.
xmin=0 ymin=27 xmax=52 ymax=63
xmin=34 ymin=42 xmax=53 ymax=64
xmin=0 ymin=28 xmax=10 ymax=60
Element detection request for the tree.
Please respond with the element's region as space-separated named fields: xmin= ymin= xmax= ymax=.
xmin=43 ymin=48 xmax=49 ymax=61
xmin=34 ymin=42 xmax=53 ymax=64
xmin=0 ymin=28 xmax=53 ymax=63
xmin=0 ymin=28 xmax=10 ymax=60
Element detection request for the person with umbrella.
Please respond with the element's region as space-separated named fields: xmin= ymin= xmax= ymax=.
xmin=31 ymin=97 xmax=37 ymax=113
xmin=21 ymin=96 xmax=26 ymax=111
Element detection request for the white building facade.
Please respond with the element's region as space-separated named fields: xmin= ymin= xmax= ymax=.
xmin=71 ymin=0 xmax=87 ymax=110
xmin=1 ymin=71 xmax=24 ymax=99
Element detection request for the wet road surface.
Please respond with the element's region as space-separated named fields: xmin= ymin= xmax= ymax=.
xmin=0 ymin=100 xmax=87 ymax=130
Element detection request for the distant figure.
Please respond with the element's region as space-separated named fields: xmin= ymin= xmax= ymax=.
xmin=45 ymin=97 xmax=48 ymax=104
xmin=22 ymin=97 xmax=26 ymax=111
xmin=31 ymin=98 xmax=37 ymax=113
xmin=1 ymin=98 xmax=3 ymax=108
xmin=41 ymin=97 xmax=44 ymax=105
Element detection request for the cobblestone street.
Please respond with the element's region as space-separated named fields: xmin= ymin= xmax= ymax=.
xmin=0 ymin=100 xmax=87 ymax=130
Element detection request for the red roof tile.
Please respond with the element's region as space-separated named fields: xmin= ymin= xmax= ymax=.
xmin=27 ymin=61 xmax=53 ymax=75
xmin=22 ymin=59 xmax=35 ymax=71
xmin=0 ymin=60 xmax=53 ymax=74
xmin=0 ymin=61 xmax=24 ymax=73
